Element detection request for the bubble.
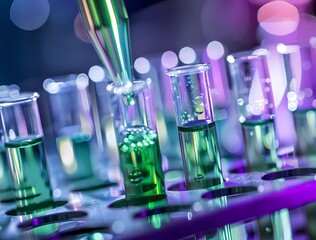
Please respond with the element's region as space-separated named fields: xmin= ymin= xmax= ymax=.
xmin=237 ymin=98 xmax=244 ymax=106
xmin=249 ymin=131 xmax=254 ymax=136
xmin=120 ymin=145 xmax=129 ymax=152
xmin=181 ymin=112 xmax=191 ymax=123
xmin=129 ymin=168 xmax=143 ymax=184
xmin=239 ymin=116 xmax=246 ymax=123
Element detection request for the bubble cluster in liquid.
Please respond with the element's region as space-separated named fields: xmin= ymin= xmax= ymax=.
xmin=119 ymin=126 xmax=157 ymax=152
xmin=180 ymin=112 xmax=191 ymax=123
xmin=119 ymin=126 xmax=158 ymax=184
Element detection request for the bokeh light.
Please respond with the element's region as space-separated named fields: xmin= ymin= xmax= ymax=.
xmin=134 ymin=57 xmax=151 ymax=74
xmin=206 ymin=41 xmax=225 ymax=60
xmin=161 ymin=51 xmax=178 ymax=68
xmin=10 ymin=0 xmax=50 ymax=31
xmin=89 ymin=65 xmax=106 ymax=82
xmin=179 ymin=47 xmax=196 ymax=64
xmin=257 ymin=1 xmax=299 ymax=36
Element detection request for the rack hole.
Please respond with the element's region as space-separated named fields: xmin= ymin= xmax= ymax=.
xmin=202 ymin=186 xmax=258 ymax=200
xmin=262 ymin=168 xmax=316 ymax=181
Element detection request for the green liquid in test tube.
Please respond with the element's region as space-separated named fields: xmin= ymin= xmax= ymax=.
xmin=178 ymin=121 xmax=222 ymax=189
xmin=166 ymin=64 xmax=224 ymax=190
xmin=77 ymin=0 xmax=133 ymax=88
xmin=119 ymin=126 xmax=165 ymax=201
xmin=5 ymin=136 xmax=52 ymax=205
xmin=109 ymin=80 xmax=166 ymax=204
xmin=0 ymin=92 xmax=54 ymax=213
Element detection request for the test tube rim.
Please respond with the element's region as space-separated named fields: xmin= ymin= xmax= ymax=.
xmin=165 ymin=63 xmax=210 ymax=77
xmin=0 ymin=92 xmax=39 ymax=107
xmin=227 ymin=49 xmax=268 ymax=64
xmin=43 ymin=73 xmax=89 ymax=94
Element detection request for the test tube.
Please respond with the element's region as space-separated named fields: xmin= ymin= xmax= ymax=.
xmin=166 ymin=63 xmax=224 ymax=190
xmin=227 ymin=50 xmax=281 ymax=172
xmin=43 ymin=74 xmax=95 ymax=180
xmin=279 ymin=44 xmax=316 ymax=156
xmin=107 ymin=79 xmax=165 ymax=203
xmin=0 ymin=92 xmax=53 ymax=210
xmin=0 ymin=85 xmax=20 ymax=192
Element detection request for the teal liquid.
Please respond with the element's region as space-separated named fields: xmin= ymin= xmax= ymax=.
xmin=256 ymin=209 xmax=292 ymax=240
xmin=0 ymin=146 xmax=11 ymax=191
xmin=56 ymin=133 xmax=93 ymax=180
xmin=119 ymin=125 xmax=165 ymax=202
xmin=178 ymin=120 xmax=223 ymax=190
xmin=292 ymin=109 xmax=316 ymax=155
xmin=5 ymin=136 xmax=52 ymax=208
xmin=241 ymin=119 xmax=280 ymax=172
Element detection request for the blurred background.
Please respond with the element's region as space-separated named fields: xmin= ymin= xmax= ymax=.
xmin=0 ymin=0 xmax=314 ymax=89
xmin=1 ymin=0 xmax=316 ymax=159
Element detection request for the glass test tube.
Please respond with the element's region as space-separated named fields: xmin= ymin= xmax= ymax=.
xmin=0 ymin=85 xmax=20 ymax=192
xmin=227 ymin=50 xmax=281 ymax=172
xmin=280 ymin=44 xmax=316 ymax=156
xmin=166 ymin=64 xmax=224 ymax=190
xmin=43 ymin=74 xmax=95 ymax=180
xmin=0 ymin=92 xmax=53 ymax=210
xmin=107 ymin=79 xmax=166 ymax=203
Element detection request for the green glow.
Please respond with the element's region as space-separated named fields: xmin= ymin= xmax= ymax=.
xmin=0 ymin=146 xmax=11 ymax=191
xmin=178 ymin=120 xmax=223 ymax=190
xmin=241 ymin=119 xmax=280 ymax=172
xmin=118 ymin=125 xmax=165 ymax=201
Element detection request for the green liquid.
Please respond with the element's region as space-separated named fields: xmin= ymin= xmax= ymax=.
xmin=119 ymin=125 xmax=165 ymax=201
xmin=292 ymin=109 xmax=316 ymax=155
xmin=57 ymin=133 xmax=93 ymax=180
xmin=0 ymin=146 xmax=11 ymax=190
xmin=5 ymin=136 xmax=52 ymax=208
xmin=241 ymin=119 xmax=280 ymax=172
xmin=178 ymin=120 xmax=223 ymax=190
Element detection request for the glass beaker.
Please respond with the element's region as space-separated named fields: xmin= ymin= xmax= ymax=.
xmin=280 ymin=44 xmax=316 ymax=156
xmin=227 ymin=49 xmax=281 ymax=172
xmin=166 ymin=63 xmax=224 ymax=190
xmin=107 ymin=79 xmax=166 ymax=203
xmin=43 ymin=74 xmax=95 ymax=180
xmin=0 ymin=92 xmax=53 ymax=210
